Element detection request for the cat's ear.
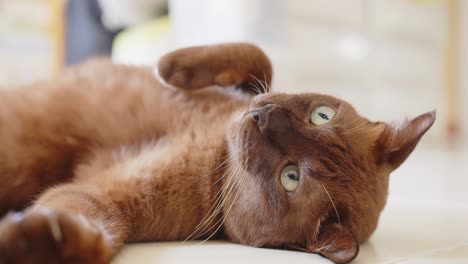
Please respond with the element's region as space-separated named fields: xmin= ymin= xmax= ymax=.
xmin=376 ymin=111 xmax=436 ymax=170
xmin=302 ymin=223 xmax=359 ymax=264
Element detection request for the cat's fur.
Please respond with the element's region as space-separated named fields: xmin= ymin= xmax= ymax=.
xmin=0 ymin=43 xmax=434 ymax=264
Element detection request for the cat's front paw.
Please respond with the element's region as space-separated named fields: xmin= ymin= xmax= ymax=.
xmin=156 ymin=43 xmax=269 ymax=92
xmin=157 ymin=46 xmax=223 ymax=90
xmin=0 ymin=208 xmax=112 ymax=264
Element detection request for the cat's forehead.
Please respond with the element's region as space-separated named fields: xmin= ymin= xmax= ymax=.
xmin=254 ymin=92 xmax=358 ymax=116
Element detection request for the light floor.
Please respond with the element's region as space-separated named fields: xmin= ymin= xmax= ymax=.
xmin=114 ymin=147 xmax=468 ymax=264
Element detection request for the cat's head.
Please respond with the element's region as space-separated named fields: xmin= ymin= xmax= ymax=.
xmin=224 ymin=92 xmax=435 ymax=264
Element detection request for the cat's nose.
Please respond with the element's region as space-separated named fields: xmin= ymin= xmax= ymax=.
xmin=250 ymin=104 xmax=274 ymax=127
xmin=250 ymin=104 xmax=291 ymax=134
xmin=250 ymin=103 xmax=296 ymax=147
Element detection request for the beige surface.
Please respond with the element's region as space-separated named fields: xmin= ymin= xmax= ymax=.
xmin=113 ymin=147 xmax=468 ymax=264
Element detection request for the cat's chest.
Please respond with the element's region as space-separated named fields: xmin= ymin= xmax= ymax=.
xmin=84 ymin=88 xmax=249 ymax=182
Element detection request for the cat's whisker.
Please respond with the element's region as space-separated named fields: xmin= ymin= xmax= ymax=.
xmin=334 ymin=117 xmax=361 ymax=130
xmin=209 ymin=147 xmax=242 ymax=189
xmin=248 ymin=74 xmax=262 ymax=95
xmin=186 ymin=165 xmax=237 ymax=241
xmin=185 ymin=184 xmax=228 ymax=240
xmin=247 ymin=81 xmax=259 ymax=94
xmin=257 ymin=75 xmax=267 ymax=94
xmin=341 ymin=122 xmax=369 ymax=134
xmin=320 ymin=184 xmax=341 ymax=225
xmin=211 ymin=144 xmax=247 ymax=201
xmin=250 ymin=82 xmax=262 ymax=95
xmin=198 ymin=152 xmax=250 ymax=244
xmin=262 ymin=71 xmax=270 ymax=93
xmin=208 ymin=155 xmax=232 ymax=188
xmin=254 ymin=81 xmax=264 ymax=95
xmin=194 ymin=169 xmax=240 ymax=241
xmin=193 ymin=168 xmax=243 ymax=242
xmin=249 ymin=74 xmax=268 ymax=94
xmin=205 ymin=167 xmax=239 ymax=223
xmin=198 ymin=145 xmax=251 ymax=242
xmin=186 ymin=144 xmax=249 ymax=241
xmin=185 ymin=161 xmax=234 ymax=241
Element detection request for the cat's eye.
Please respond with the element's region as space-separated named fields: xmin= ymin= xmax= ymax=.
xmin=280 ymin=165 xmax=300 ymax=192
xmin=310 ymin=106 xmax=336 ymax=125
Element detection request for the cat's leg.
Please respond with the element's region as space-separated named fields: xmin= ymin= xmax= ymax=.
xmin=0 ymin=141 xmax=158 ymax=263
xmin=0 ymin=182 xmax=129 ymax=264
xmin=0 ymin=176 xmax=201 ymax=263
xmin=0 ymin=135 xmax=219 ymax=263
xmin=156 ymin=42 xmax=273 ymax=94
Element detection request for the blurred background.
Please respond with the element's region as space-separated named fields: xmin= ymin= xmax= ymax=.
xmin=1 ymin=1 xmax=468 ymax=262
xmin=0 ymin=0 xmax=466 ymax=148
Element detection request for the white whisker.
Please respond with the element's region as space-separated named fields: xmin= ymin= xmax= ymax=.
xmin=320 ymin=184 xmax=341 ymax=225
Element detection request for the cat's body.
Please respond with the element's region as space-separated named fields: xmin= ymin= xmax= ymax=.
xmin=0 ymin=43 xmax=434 ymax=264
xmin=0 ymin=59 xmax=242 ymax=237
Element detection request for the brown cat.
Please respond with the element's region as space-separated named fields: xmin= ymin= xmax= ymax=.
xmin=0 ymin=43 xmax=434 ymax=264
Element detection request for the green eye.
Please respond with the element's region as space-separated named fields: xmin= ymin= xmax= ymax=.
xmin=280 ymin=165 xmax=300 ymax=192
xmin=311 ymin=106 xmax=336 ymax=125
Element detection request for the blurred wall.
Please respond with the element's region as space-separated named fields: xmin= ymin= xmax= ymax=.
xmin=0 ymin=0 xmax=64 ymax=86
xmin=0 ymin=0 xmax=463 ymax=147
xmin=461 ymin=0 xmax=468 ymax=147
xmin=169 ymin=0 xmax=449 ymax=145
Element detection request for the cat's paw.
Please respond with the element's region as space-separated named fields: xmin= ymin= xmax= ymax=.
xmin=156 ymin=43 xmax=272 ymax=93
xmin=0 ymin=208 xmax=111 ymax=264
xmin=157 ymin=46 xmax=233 ymax=90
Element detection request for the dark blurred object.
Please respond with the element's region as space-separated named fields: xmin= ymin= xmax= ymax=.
xmin=65 ymin=0 xmax=168 ymax=66
xmin=65 ymin=0 xmax=118 ymax=65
